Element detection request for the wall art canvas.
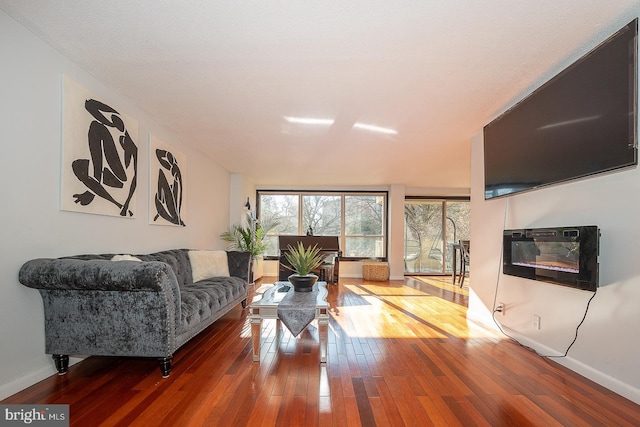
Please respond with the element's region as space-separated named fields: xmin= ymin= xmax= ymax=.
xmin=61 ymin=76 xmax=138 ymax=217
xmin=149 ymin=135 xmax=187 ymax=227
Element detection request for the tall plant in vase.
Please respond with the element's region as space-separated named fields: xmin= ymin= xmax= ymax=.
xmin=220 ymin=213 xmax=270 ymax=281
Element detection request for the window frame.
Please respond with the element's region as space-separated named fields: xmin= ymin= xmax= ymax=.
xmin=257 ymin=190 xmax=388 ymax=261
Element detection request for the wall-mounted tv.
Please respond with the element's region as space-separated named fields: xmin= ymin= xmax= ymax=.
xmin=484 ymin=19 xmax=638 ymax=199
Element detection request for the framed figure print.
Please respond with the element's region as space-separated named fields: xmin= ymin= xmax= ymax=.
xmin=61 ymin=76 xmax=138 ymax=217
xmin=149 ymin=135 xmax=187 ymax=227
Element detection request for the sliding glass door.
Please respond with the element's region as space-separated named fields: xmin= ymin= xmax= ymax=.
xmin=404 ymin=198 xmax=470 ymax=275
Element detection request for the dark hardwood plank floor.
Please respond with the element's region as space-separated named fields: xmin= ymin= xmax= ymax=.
xmin=3 ymin=276 xmax=639 ymax=426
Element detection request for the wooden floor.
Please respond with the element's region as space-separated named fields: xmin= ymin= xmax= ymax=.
xmin=4 ymin=276 xmax=640 ymax=426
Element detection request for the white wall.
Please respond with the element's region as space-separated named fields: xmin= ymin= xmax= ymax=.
xmin=229 ymin=173 xmax=257 ymax=227
xmin=468 ymin=10 xmax=640 ymax=404
xmin=0 ymin=10 xmax=231 ymax=399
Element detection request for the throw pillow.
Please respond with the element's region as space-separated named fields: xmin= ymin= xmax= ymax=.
xmin=188 ymin=250 xmax=230 ymax=282
xmin=111 ymin=254 xmax=142 ymax=262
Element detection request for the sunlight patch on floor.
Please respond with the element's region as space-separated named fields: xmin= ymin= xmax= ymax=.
xmin=250 ymin=278 xmax=502 ymax=341
xmin=411 ymin=275 xmax=470 ymax=296
xmin=354 ymin=283 xmax=429 ymax=297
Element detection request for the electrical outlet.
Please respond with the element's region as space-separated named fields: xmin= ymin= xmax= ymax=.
xmin=533 ymin=315 xmax=541 ymax=330
xmin=497 ymin=302 xmax=505 ymax=316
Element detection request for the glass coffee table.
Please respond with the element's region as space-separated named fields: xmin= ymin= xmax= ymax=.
xmin=249 ymin=281 xmax=330 ymax=363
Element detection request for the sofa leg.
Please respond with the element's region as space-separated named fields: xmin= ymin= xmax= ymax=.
xmin=159 ymin=357 xmax=172 ymax=377
xmin=241 ymin=299 xmax=247 ymax=309
xmin=52 ymin=354 xmax=69 ymax=375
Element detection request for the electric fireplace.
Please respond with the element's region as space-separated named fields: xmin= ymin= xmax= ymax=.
xmin=503 ymin=226 xmax=600 ymax=291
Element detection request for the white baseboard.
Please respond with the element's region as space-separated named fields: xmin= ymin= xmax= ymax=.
xmin=554 ymin=354 xmax=640 ymax=405
xmin=491 ymin=325 xmax=640 ymax=405
xmin=0 ymin=357 xmax=84 ymax=401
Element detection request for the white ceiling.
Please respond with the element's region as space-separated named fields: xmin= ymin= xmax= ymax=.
xmin=1 ymin=1 xmax=637 ymax=190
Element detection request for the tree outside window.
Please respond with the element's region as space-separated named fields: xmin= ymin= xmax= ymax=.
xmin=302 ymin=195 xmax=341 ymax=236
xmin=259 ymin=194 xmax=298 ymax=257
xmin=345 ymin=195 xmax=384 ymax=257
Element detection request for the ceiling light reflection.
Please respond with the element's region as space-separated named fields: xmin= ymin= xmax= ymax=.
xmin=353 ymin=122 xmax=398 ymax=135
xmin=283 ymin=116 xmax=398 ymax=136
xmin=284 ymin=116 xmax=335 ymax=125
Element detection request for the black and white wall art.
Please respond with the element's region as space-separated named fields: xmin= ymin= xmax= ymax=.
xmin=61 ymin=77 xmax=139 ymax=217
xmin=149 ymin=135 xmax=187 ymax=227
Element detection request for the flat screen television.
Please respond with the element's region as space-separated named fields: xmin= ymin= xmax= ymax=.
xmin=503 ymin=226 xmax=600 ymax=291
xmin=484 ymin=19 xmax=638 ymax=199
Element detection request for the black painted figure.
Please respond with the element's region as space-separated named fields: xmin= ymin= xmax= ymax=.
xmin=153 ymin=149 xmax=186 ymax=226
xmin=71 ymin=99 xmax=137 ymax=216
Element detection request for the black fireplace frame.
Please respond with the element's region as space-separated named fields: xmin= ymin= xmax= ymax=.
xmin=503 ymin=226 xmax=600 ymax=292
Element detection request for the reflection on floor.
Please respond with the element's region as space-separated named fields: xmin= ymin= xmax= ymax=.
xmin=406 ymin=275 xmax=469 ymax=307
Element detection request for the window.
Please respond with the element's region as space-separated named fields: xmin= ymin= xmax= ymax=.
xmin=344 ymin=195 xmax=385 ymax=258
xmin=404 ymin=197 xmax=470 ymax=275
xmin=302 ymin=194 xmax=341 ymax=236
xmin=258 ymin=191 xmax=387 ymax=259
xmin=258 ymin=194 xmax=298 ymax=258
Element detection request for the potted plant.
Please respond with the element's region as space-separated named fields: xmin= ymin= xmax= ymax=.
xmin=283 ymin=242 xmax=324 ymax=292
xmin=220 ymin=213 xmax=269 ymax=281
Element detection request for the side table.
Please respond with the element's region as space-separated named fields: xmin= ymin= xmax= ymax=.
xmin=362 ymin=261 xmax=389 ymax=281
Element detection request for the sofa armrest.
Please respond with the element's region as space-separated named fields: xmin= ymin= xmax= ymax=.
xmin=19 ymin=258 xmax=182 ymax=354
xmin=226 ymin=251 xmax=252 ymax=281
xmin=19 ymin=258 xmax=180 ymax=293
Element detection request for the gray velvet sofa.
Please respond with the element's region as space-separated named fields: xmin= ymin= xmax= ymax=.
xmin=19 ymin=249 xmax=251 ymax=377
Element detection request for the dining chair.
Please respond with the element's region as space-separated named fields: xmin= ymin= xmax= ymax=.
xmin=458 ymin=240 xmax=470 ymax=287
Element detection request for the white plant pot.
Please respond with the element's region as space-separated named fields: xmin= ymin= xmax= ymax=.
xmin=252 ymin=256 xmax=264 ymax=281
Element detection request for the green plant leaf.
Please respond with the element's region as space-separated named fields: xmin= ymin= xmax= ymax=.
xmin=219 ymin=213 xmax=277 ymax=257
xmin=283 ymin=242 xmax=323 ymax=276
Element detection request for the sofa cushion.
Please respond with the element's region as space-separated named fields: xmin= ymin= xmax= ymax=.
xmin=138 ymin=249 xmax=193 ymax=287
xmin=177 ymin=276 xmax=246 ymax=333
xmin=188 ymin=250 xmax=230 ymax=282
